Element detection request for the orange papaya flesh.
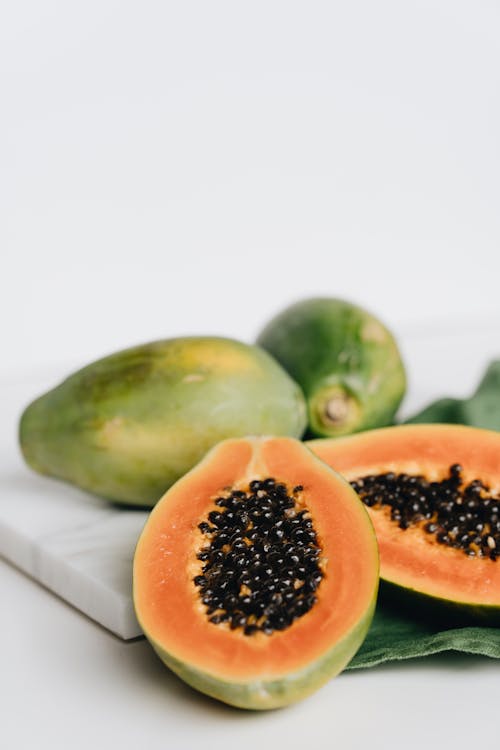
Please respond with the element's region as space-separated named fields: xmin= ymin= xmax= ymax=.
xmin=133 ymin=436 xmax=378 ymax=709
xmin=308 ymin=424 xmax=500 ymax=618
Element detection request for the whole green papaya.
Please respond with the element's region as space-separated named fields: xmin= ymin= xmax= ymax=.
xmin=19 ymin=337 xmax=307 ymax=506
xmin=257 ymin=298 xmax=406 ymax=438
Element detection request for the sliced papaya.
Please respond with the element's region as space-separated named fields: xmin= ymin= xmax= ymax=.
xmin=133 ymin=436 xmax=378 ymax=709
xmin=309 ymin=424 xmax=500 ymax=621
xmin=19 ymin=336 xmax=307 ymax=506
xmin=257 ymin=297 xmax=406 ymax=438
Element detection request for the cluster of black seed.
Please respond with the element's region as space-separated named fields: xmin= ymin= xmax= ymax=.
xmin=351 ymin=464 xmax=500 ymax=560
xmin=193 ymin=478 xmax=324 ymax=636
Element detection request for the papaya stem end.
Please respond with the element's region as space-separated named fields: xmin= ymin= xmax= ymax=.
xmin=324 ymin=395 xmax=351 ymax=425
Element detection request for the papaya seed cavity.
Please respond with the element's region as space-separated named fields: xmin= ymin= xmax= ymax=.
xmin=351 ymin=464 xmax=500 ymax=560
xmin=193 ymin=477 xmax=324 ymax=636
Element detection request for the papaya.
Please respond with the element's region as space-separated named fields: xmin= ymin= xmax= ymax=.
xmin=133 ymin=436 xmax=379 ymax=709
xmin=19 ymin=337 xmax=307 ymax=506
xmin=257 ymin=297 xmax=406 ymax=438
xmin=308 ymin=424 xmax=500 ymax=621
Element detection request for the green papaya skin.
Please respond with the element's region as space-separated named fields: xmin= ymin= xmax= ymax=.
xmin=19 ymin=337 xmax=307 ymax=506
xmin=257 ymin=298 xmax=406 ymax=438
xmin=149 ymin=607 xmax=375 ymax=710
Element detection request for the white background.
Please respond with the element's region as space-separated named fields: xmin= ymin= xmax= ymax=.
xmin=2 ymin=0 xmax=500 ymax=380
xmin=2 ymin=2 xmax=500 ymax=748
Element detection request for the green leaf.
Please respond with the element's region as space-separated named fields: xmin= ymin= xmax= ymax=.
xmin=405 ymin=397 xmax=464 ymax=424
xmin=462 ymin=362 xmax=500 ymax=430
xmin=347 ymin=606 xmax=500 ymax=669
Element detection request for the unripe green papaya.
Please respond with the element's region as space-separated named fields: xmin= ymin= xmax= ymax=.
xmin=19 ymin=337 xmax=307 ymax=506
xmin=257 ymin=298 xmax=406 ymax=438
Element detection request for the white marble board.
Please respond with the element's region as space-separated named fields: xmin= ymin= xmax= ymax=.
xmin=0 ymin=375 xmax=148 ymax=639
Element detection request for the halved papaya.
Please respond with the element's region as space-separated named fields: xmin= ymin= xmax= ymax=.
xmin=308 ymin=424 xmax=500 ymax=621
xmin=133 ymin=436 xmax=378 ymax=709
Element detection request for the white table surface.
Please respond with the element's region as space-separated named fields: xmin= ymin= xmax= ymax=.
xmin=4 ymin=554 xmax=500 ymax=750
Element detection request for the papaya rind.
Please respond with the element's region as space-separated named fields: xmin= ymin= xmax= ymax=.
xmin=147 ymin=601 xmax=376 ymax=710
xmin=379 ymin=579 xmax=500 ymax=628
